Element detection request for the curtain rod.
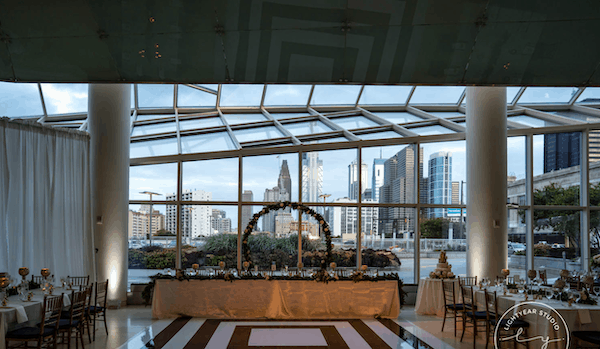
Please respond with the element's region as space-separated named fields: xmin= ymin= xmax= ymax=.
xmin=0 ymin=117 xmax=90 ymax=138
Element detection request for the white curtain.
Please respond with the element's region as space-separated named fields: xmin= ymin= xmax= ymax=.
xmin=0 ymin=117 xmax=94 ymax=280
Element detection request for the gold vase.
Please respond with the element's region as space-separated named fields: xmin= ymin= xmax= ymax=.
xmin=18 ymin=267 xmax=29 ymax=281
xmin=41 ymin=268 xmax=50 ymax=278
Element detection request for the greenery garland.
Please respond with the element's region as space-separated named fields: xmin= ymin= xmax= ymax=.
xmin=242 ymin=202 xmax=333 ymax=268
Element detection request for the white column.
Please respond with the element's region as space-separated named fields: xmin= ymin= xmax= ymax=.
xmin=466 ymin=87 xmax=507 ymax=280
xmin=88 ymin=84 xmax=131 ymax=304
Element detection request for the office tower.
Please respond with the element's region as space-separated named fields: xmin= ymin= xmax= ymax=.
xmin=301 ymin=152 xmax=323 ymax=203
xmin=262 ymin=186 xmax=290 ymax=233
xmin=451 ymin=181 xmax=460 ymax=205
xmin=348 ymin=159 xmax=368 ymax=200
xmin=379 ymin=145 xmax=422 ymax=235
xmin=278 ymin=160 xmax=292 ymax=200
xmin=428 ymin=151 xmax=452 ymax=218
xmin=211 ymin=209 xmax=232 ymax=234
xmin=544 ymin=132 xmax=580 ymax=172
xmin=331 ymin=198 xmax=378 ymax=239
xmin=128 ymin=208 xmax=165 ymax=239
xmin=420 ymin=177 xmax=429 ymax=204
xmin=372 ymin=158 xmax=385 ymax=202
xmin=241 ymin=190 xmax=254 ymax=229
xmin=166 ymin=189 xmax=212 ymax=240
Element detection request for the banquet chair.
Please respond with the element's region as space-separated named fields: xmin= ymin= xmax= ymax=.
xmin=67 ymin=276 xmax=90 ymax=290
xmin=441 ymin=279 xmax=463 ymax=336
xmin=572 ymin=331 xmax=600 ymax=347
xmin=32 ymin=275 xmax=52 ymax=285
xmin=5 ymin=294 xmax=64 ymax=349
xmin=90 ymin=280 xmax=108 ymax=341
xmin=58 ymin=289 xmax=87 ymax=349
xmin=82 ymin=283 xmax=93 ymax=343
xmin=566 ymin=276 xmax=581 ymax=291
xmin=460 ymin=285 xmax=487 ymax=348
xmin=458 ymin=276 xmax=477 ymax=286
xmin=538 ymin=270 xmax=549 ymax=286
xmin=484 ymin=290 xmax=530 ymax=348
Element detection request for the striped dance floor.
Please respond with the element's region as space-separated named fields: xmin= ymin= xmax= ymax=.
xmin=117 ymin=318 xmax=433 ymax=349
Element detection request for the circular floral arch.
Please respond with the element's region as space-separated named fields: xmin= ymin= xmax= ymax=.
xmin=242 ymin=201 xmax=333 ymax=268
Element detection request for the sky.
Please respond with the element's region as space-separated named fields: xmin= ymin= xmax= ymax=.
xmin=1 ymin=82 xmax=596 ymax=227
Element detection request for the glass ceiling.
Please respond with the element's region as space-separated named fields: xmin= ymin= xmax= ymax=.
xmin=2 ymin=83 xmax=600 ymax=159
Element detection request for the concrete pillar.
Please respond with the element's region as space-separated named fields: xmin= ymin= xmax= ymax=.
xmin=466 ymin=87 xmax=507 ymax=280
xmin=88 ymin=84 xmax=131 ymax=303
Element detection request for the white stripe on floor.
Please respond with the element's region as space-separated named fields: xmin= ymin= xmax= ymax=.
xmin=162 ymin=318 xmax=206 ymax=349
xmin=115 ymin=319 xmax=174 ymax=349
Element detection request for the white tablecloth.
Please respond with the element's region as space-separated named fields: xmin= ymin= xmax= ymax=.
xmin=152 ymin=279 xmax=401 ymax=319
xmin=415 ymin=278 xmax=460 ymax=316
xmin=1 ymin=289 xmax=71 ymax=349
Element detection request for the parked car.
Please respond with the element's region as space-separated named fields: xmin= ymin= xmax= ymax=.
xmin=551 ymin=243 xmax=565 ymax=249
xmin=508 ymin=242 xmax=526 ymax=255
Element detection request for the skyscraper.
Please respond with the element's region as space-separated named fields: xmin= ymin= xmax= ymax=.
xmin=372 ymin=158 xmax=385 ymax=202
xmin=301 ymin=152 xmax=323 ymax=203
xmin=211 ymin=209 xmax=232 ymax=234
xmin=379 ymin=145 xmax=423 ymax=235
xmin=278 ymin=160 xmax=292 ymax=200
xmin=428 ymin=151 xmax=452 ymax=218
xmin=348 ymin=159 xmax=368 ymax=200
xmin=544 ymin=132 xmax=580 ymax=173
xmin=241 ymin=190 xmax=254 ymax=229
xmin=166 ymin=189 xmax=212 ymax=240
xmin=262 ymin=186 xmax=290 ymax=233
xmin=451 ymin=181 xmax=460 ymax=205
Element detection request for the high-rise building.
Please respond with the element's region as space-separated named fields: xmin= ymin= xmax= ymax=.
xmin=128 ymin=209 xmax=165 ymax=239
xmin=301 ymin=152 xmax=323 ymax=203
xmin=331 ymin=198 xmax=378 ymax=239
xmin=241 ymin=190 xmax=254 ymax=229
xmin=428 ymin=151 xmax=452 ymax=218
xmin=379 ymin=145 xmax=423 ymax=235
xmin=544 ymin=132 xmax=580 ymax=173
xmin=451 ymin=181 xmax=460 ymax=205
xmin=348 ymin=159 xmax=368 ymax=200
xmin=166 ymin=189 xmax=212 ymax=240
xmin=211 ymin=209 xmax=232 ymax=234
xmin=278 ymin=160 xmax=292 ymax=200
xmin=372 ymin=158 xmax=385 ymax=202
xmin=262 ymin=186 xmax=290 ymax=233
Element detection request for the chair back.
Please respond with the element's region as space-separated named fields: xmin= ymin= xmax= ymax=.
xmin=566 ymin=276 xmax=581 ymax=291
xmin=460 ymin=285 xmax=475 ymax=311
xmin=458 ymin=275 xmax=477 ymax=286
xmin=84 ymin=282 xmax=94 ymax=317
xmin=539 ymin=270 xmax=547 ymax=284
xmin=442 ymin=279 xmax=456 ymax=308
xmin=67 ymin=276 xmax=90 ymax=289
xmin=95 ymin=279 xmax=108 ymax=308
xmin=39 ymin=294 xmax=63 ymax=336
xmin=505 ymin=276 xmax=515 ymax=285
xmin=31 ymin=275 xmax=45 ymax=285
xmin=483 ymin=290 xmax=498 ymax=321
xmin=68 ymin=289 xmax=88 ymax=324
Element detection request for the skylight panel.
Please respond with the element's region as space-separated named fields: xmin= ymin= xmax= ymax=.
xmin=576 ymin=87 xmax=600 ymax=103
xmin=410 ymin=125 xmax=456 ymax=136
xmin=131 ymin=122 xmax=177 ymax=136
xmin=179 ymin=117 xmax=223 ymax=131
xmin=40 ymin=83 xmax=88 ymax=114
xmin=508 ymin=115 xmax=559 ymax=128
xmin=220 ymin=84 xmax=264 ymax=107
xmin=507 ymin=87 xmax=521 ymax=104
xmin=181 ymin=132 xmax=236 ymax=153
xmin=263 ymin=85 xmax=311 ymax=106
xmin=137 ymin=84 xmax=174 ymax=108
xmin=269 ymin=112 xmax=311 ymax=120
xmin=223 ymin=113 xmax=267 ymax=125
xmin=550 ymin=110 xmax=600 ymax=123
xmin=330 ymin=116 xmax=379 ymax=129
xmin=233 ymin=126 xmax=285 ymax=143
xmin=0 ymin=82 xmax=44 ymax=117
xmin=358 ymin=85 xmax=412 ymax=105
xmin=302 ymin=136 xmax=349 ymax=144
xmin=177 ymin=85 xmax=217 ymax=107
xmin=196 ymin=84 xmax=218 ymax=92
xmin=357 ymin=131 xmax=402 ymax=140
xmin=409 ymin=86 xmax=464 ymax=104
xmin=283 ymin=121 xmax=332 ymax=136
xmin=136 ymin=114 xmax=175 ymax=122
xmin=517 ymin=87 xmax=577 ymax=104
xmin=373 ymin=112 xmax=425 ymax=124
xmin=130 ymin=138 xmax=178 ymax=158
xmin=310 ymin=85 xmax=362 ymax=105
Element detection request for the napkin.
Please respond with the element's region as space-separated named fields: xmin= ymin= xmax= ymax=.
xmin=578 ymin=309 xmax=592 ymax=324
xmin=10 ymin=304 xmax=28 ymax=323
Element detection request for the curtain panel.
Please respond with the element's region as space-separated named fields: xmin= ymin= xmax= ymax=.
xmin=0 ymin=118 xmax=94 ymax=280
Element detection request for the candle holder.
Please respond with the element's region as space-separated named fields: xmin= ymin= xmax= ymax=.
xmin=18 ymin=267 xmax=29 ymax=282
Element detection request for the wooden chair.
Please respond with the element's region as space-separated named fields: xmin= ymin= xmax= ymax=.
xmin=458 ymin=275 xmax=477 ymax=286
xmin=441 ymin=279 xmax=463 ymax=337
xmin=460 ymin=285 xmax=487 ymax=348
xmin=566 ymin=276 xmax=581 ymax=291
xmin=90 ymin=280 xmax=108 ymax=341
xmin=66 ymin=276 xmax=90 ymax=290
xmin=82 ymin=283 xmax=94 ymax=343
xmin=31 ymin=275 xmax=46 ymax=285
xmin=5 ymin=294 xmax=63 ymax=349
xmin=484 ymin=290 xmax=530 ymax=348
xmin=58 ymin=289 xmax=87 ymax=349
xmin=538 ymin=270 xmax=548 ymax=286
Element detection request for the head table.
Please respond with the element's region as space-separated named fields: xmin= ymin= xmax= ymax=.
xmin=152 ymin=279 xmax=401 ymax=319
xmin=0 ymin=288 xmax=72 ymax=349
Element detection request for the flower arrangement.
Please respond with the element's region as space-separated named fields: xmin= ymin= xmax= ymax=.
xmin=553 ymin=279 xmax=566 ymax=289
xmin=527 ymin=270 xmax=537 ymax=280
xmin=501 ymin=269 xmax=510 ymax=277
xmin=577 ymin=289 xmax=598 ymax=305
xmin=559 ymin=269 xmax=570 ymax=278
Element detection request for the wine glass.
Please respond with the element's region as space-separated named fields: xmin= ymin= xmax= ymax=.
xmin=593 ymin=286 xmax=600 ymax=297
xmin=546 ymin=288 xmax=554 ymax=301
xmin=517 ymin=282 xmax=525 ymax=295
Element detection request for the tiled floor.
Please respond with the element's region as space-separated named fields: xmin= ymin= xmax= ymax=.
xmin=78 ymin=305 xmax=493 ymax=348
